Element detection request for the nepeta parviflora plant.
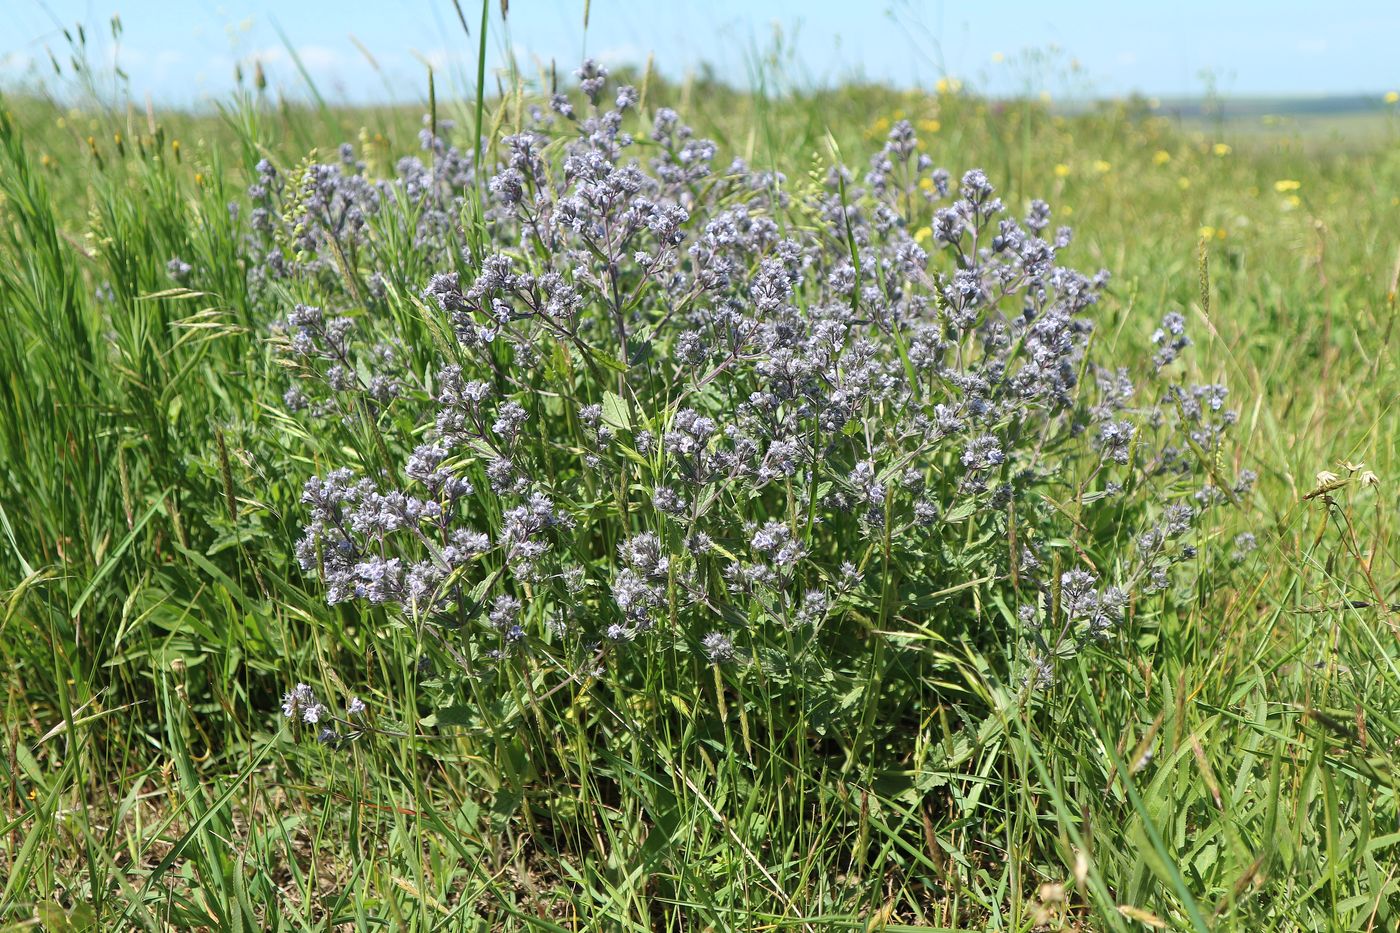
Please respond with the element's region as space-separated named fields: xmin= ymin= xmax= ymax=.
xmin=272 ymin=62 xmax=1250 ymax=754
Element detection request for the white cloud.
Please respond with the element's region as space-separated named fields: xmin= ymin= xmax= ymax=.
xmin=247 ymin=44 xmax=344 ymax=73
xmin=592 ymin=43 xmax=649 ymax=68
xmin=0 ymin=52 xmax=36 ymax=76
xmin=109 ymin=45 xmax=147 ymax=69
xmin=297 ymin=45 xmax=342 ymax=70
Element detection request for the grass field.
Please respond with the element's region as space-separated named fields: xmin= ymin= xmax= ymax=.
xmin=1 ymin=36 xmax=1398 ymax=932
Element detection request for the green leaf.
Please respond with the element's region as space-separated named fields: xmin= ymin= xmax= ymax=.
xmin=601 ymin=389 xmax=631 ymax=431
xmin=433 ymin=702 xmax=476 ymax=727
xmin=70 ymin=491 xmax=168 ymax=620
xmin=943 ymin=499 xmax=979 ymax=523
xmin=589 ymin=346 xmax=630 ymax=373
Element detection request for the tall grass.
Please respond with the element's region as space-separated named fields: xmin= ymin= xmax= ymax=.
xmin=0 ymin=54 xmax=1397 ymax=932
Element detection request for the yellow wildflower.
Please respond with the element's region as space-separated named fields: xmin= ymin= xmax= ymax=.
xmin=1273 ymin=179 xmax=1301 ymax=192
xmin=914 ymin=226 xmax=933 ymax=244
xmin=1054 ymin=163 xmax=1071 ymax=177
xmin=1178 ymin=177 xmax=1191 ymax=190
xmin=1152 ymin=150 xmax=1171 ymax=165
xmin=1212 ymin=142 xmax=1231 ymax=156
xmin=1386 ymin=91 xmax=1399 ymax=104
xmin=1093 ymin=160 xmax=1112 ymax=174
xmin=917 ymin=118 xmax=941 ymax=134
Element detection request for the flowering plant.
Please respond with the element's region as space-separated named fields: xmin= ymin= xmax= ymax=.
xmin=267 ymin=63 xmax=1249 ymax=760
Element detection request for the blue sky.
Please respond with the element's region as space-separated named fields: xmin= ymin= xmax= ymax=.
xmin=3 ymin=1 xmax=1398 ymax=105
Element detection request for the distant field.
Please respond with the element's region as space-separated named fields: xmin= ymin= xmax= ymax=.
xmin=1184 ymin=110 xmax=1395 ymax=149
xmin=1049 ymin=93 xmax=1400 ymax=147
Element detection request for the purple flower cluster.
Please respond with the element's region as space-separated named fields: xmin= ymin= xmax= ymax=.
xmin=276 ymin=66 xmax=1250 ymax=720
xmin=243 ymin=120 xmax=477 ymax=299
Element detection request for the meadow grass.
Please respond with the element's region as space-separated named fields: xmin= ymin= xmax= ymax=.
xmin=0 ymin=60 xmax=1397 ymax=932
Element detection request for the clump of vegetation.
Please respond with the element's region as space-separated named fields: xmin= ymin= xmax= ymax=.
xmin=280 ymin=65 xmax=1238 ymax=725
xmin=273 ymin=57 xmax=1249 ymax=866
